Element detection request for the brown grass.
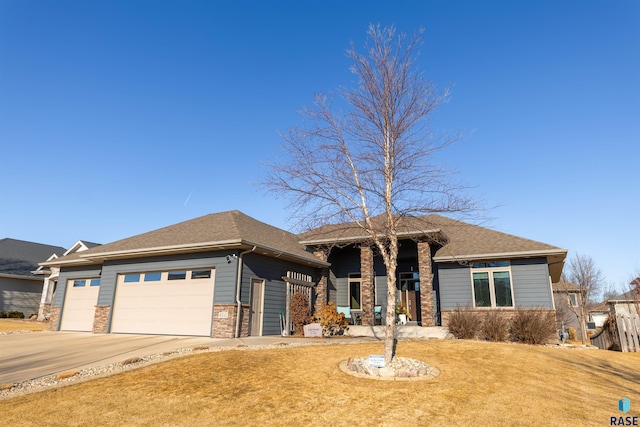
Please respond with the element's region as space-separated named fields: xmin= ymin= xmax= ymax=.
xmin=55 ymin=371 xmax=79 ymax=380
xmin=1 ymin=340 xmax=639 ymax=426
xmin=0 ymin=319 xmax=48 ymax=332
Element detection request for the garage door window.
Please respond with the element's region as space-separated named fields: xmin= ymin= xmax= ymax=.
xmin=191 ymin=270 xmax=212 ymax=279
xmin=168 ymin=271 xmax=187 ymax=281
xmin=144 ymin=272 xmax=162 ymax=282
xmin=124 ymin=274 xmax=140 ymax=283
xmin=73 ymin=280 xmax=86 ymax=287
xmin=90 ymin=279 xmax=101 ymax=287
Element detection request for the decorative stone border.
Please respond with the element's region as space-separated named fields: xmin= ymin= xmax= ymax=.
xmin=339 ymin=357 xmax=440 ymax=381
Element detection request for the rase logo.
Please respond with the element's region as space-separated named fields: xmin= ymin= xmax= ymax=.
xmin=611 ymin=397 xmax=638 ymax=426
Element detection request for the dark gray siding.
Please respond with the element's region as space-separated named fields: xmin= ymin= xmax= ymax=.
xmin=53 ymin=266 xmax=103 ymax=307
xmin=0 ymin=277 xmax=42 ymax=315
xmin=437 ymin=263 xmax=473 ymax=310
xmin=511 ymin=258 xmax=553 ymax=308
xmin=242 ymin=253 xmax=317 ymax=336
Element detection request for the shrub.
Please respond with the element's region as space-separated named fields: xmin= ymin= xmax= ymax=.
xmin=447 ymin=306 xmax=480 ymax=339
xmin=120 ymin=357 xmax=143 ymax=366
xmin=480 ymin=311 xmax=510 ymax=342
xmin=290 ymin=293 xmax=312 ymax=335
xmin=509 ymin=308 xmax=556 ymax=345
xmin=567 ymin=327 xmax=577 ymax=341
xmin=313 ymin=301 xmax=348 ymax=337
xmin=5 ymin=311 xmax=25 ymax=319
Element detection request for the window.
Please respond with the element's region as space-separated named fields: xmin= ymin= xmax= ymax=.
xmin=89 ymin=279 xmax=101 ymax=287
xmin=471 ymin=262 xmax=513 ymax=308
xmin=144 ymin=272 xmax=162 ymax=282
xmin=191 ymin=270 xmax=211 ymax=279
xmin=168 ymin=271 xmax=187 ymax=281
xmin=73 ymin=280 xmax=86 ymax=287
xmin=348 ymin=273 xmax=361 ymax=310
xmin=124 ymin=274 xmax=140 ymax=283
xmin=568 ymin=293 xmax=578 ymax=307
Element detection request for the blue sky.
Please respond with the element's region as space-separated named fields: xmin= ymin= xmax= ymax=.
xmin=1 ymin=1 xmax=638 ymax=293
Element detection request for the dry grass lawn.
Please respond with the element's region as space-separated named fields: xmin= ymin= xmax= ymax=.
xmin=2 ymin=340 xmax=639 ymax=426
xmin=0 ymin=319 xmax=48 ymax=332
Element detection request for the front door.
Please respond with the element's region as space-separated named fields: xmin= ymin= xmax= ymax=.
xmin=399 ymin=272 xmax=420 ymax=322
xmin=250 ymin=278 xmax=264 ymax=336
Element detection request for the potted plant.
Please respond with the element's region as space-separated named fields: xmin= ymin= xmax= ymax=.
xmin=395 ymin=303 xmax=411 ymax=325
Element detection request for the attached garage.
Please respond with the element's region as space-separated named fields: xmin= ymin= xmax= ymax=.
xmin=60 ymin=278 xmax=100 ymax=332
xmin=110 ymin=268 xmax=215 ymax=336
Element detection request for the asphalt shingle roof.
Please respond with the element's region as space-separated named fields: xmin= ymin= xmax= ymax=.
xmin=0 ymin=238 xmax=66 ymax=276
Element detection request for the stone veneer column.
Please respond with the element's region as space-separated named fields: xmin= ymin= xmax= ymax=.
xmin=92 ymin=305 xmax=111 ymax=333
xmin=212 ymin=304 xmax=240 ymax=338
xmin=417 ymin=241 xmax=435 ymax=326
xmin=313 ymin=249 xmax=328 ymax=312
xmin=48 ymin=306 xmax=61 ymax=331
xmin=360 ymin=244 xmax=375 ymax=326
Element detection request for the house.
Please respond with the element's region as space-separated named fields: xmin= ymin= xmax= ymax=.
xmin=552 ymin=281 xmax=585 ymax=340
xmin=0 ymin=238 xmax=66 ymax=317
xmin=42 ymin=211 xmax=567 ymax=337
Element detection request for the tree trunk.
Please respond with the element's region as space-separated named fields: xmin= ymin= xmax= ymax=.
xmin=579 ymin=305 xmax=587 ymax=345
xmin=384 ymin=264 xmax=397 ymax=363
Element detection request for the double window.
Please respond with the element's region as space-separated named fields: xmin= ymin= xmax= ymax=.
xmin=471 ymin=261 xmax=513 ymax=308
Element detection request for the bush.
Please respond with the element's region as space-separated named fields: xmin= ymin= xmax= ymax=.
xmin=290 ymin=293 xmax=312 ymax=335
xmin=509 ymin=308 xmax=556 ymax=345
xmin=567 ymin=327 xmax=577 ymax=341
xmin=313 ymin=301 xmax=348 ymax=337
xmin=4 ymin=311 xmax=25 ymax=319
xmin=447 ymin=306 xmax=480 ymax=339
xmin=480 ymin=311 xmax=510 ymax=342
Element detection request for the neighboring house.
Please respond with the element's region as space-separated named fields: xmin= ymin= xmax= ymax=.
xmin=552 ymin=281 xmax=585 ymax=340
xmin=42 ymin=211 xmax=567 ymax=337
xmin=589 ymin=301 xmax=610 ymax=328
xmin=33 ymin=240 xmax=101 ymax=320
xmin=0 ymin=238 xmax=66 ymax=317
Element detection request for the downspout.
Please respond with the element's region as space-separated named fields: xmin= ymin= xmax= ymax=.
xmin=235 ymin=246 xmax=256 ymax=338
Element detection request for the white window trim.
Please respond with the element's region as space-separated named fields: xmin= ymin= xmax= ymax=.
xmin=470 ymin=263 xmax=515 ymax=309
xmin=348 ymin=273 xmax=362 ymax=310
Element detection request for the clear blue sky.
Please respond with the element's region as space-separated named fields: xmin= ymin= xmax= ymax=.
xmin=1 ymin=1 xmax=638 ymax=293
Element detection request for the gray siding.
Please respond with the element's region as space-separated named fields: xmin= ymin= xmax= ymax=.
xmin=242 ymin=253 xmax=317 ymax=336
xmin=437 ymin=263 xmax=473 ymax=310
xmin=511 ymin=258 xmax=553 ymax=308
xmin=53 ymin=266 xmax=104 ymax=307
xmin=0 ymin=277 xmax=42 ymax=315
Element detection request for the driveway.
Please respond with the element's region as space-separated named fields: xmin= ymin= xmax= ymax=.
xmin=0 ymin=331 xmax=309 ymax=385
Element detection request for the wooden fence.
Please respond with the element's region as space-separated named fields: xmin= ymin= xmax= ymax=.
xmin=590 ymin=302 xmax=640 ymax=352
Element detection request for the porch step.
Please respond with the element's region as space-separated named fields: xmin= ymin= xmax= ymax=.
xmin=344 ymin=325 xmax=449 ymax=340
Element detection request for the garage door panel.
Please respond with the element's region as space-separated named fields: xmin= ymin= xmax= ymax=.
xmin=60 ymin=283 xmax=100 ymax=332
xmin=111 ymin=270 xmax=215 ymax=336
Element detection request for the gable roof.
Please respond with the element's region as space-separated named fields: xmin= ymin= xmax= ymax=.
xmin=300 ymin=214 xmax=567 ymax=281
xmin=0 ymin=238 xmax=66 ymax=277
xmin=41 ymin=211 xmax=327 ymax=268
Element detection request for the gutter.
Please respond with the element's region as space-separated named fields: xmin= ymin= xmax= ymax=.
xmin=235 ymin=246 xmax=256 ymax=338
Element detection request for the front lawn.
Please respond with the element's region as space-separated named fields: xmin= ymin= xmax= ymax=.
xmin=0 ymin=319 xmax=48 ymax=333
xmin=1 ymin=340 xmax=638 ymax=426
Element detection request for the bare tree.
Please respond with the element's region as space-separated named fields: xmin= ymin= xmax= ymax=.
xmin=560 ymin=254 xmax=605 ymax=345
xmin=266 ymin=25 xmax=474 ymax=362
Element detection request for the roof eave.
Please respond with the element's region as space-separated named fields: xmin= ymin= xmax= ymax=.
xmin=300 ymin=229 xmax=445 ymax=246
xmin=433 ymin=248 xmax=568 ymax=262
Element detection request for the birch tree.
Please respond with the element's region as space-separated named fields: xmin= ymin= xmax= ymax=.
xmin=266 ymin=24 xmax=474 ymax=362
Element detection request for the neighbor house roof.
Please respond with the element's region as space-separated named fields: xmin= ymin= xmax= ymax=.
xmin=0 ymin=238 xmax=66 ymax=277
xmin=300 ymin=214 xmax=567 ymax=281
xmin=41 ymin=211 xmax=328 ymax=268
xmin=552 ymin=282 xmax=581 ymax=292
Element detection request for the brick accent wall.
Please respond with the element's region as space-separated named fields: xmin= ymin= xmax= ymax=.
xmin=48 ymin=306 xmax=60 ymax=331
xmin=92 ymin=305 xmax=111 ymax=333
xmin=212 ymin=304 xmax=250 ymax=338
xmin=417 ymin=241 xmax=434 ymax=326
xmin=313 ymin=249 xmax=328 ymax=312
xmin=360 ymin=244 xmax=375 ymax=326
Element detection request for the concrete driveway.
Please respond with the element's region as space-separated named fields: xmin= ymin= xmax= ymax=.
xmin=0 ymin=331 xmax=307 ymax=385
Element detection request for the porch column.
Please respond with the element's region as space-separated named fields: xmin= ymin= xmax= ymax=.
xmin=313 ymin=249 xmax=328 ymax=313
xmin=418 ymin=241 xmax=434 ymax=326
xmin=360 ymin=244 xmax=375 ymax=326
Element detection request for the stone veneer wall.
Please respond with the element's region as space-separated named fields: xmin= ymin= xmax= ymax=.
xmin=417 ymin=241 xmax=434 ymax=327
xmin=212 ymin=304 xmax=250 ymax=338
xmin=313 ymin=249 xmax=328 ymax=312
xmin=360 ymin=245 xmax=375 ymax=326
xmin=92 ymin=305 xmax=111 ymax=333
xmin=48 ymin=306 xmax=60 ymax=331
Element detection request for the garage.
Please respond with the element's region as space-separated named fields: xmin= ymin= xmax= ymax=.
xmin=59 ymin=278 xmax=100 ymax=331
xmin=110 ymin=268 xmax=215 ymax=336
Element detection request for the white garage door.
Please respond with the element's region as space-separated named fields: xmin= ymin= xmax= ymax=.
xmin=111 ymin=269 xmax=215 ymax=336
xmin=60 ymin=278 xmax=100 ymax=332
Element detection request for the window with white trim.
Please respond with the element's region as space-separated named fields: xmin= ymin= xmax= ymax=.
xmin=568 ymin=293 xmax=578 ymax=307
xmin=471 ymin=261 xmax=514 ymax=308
